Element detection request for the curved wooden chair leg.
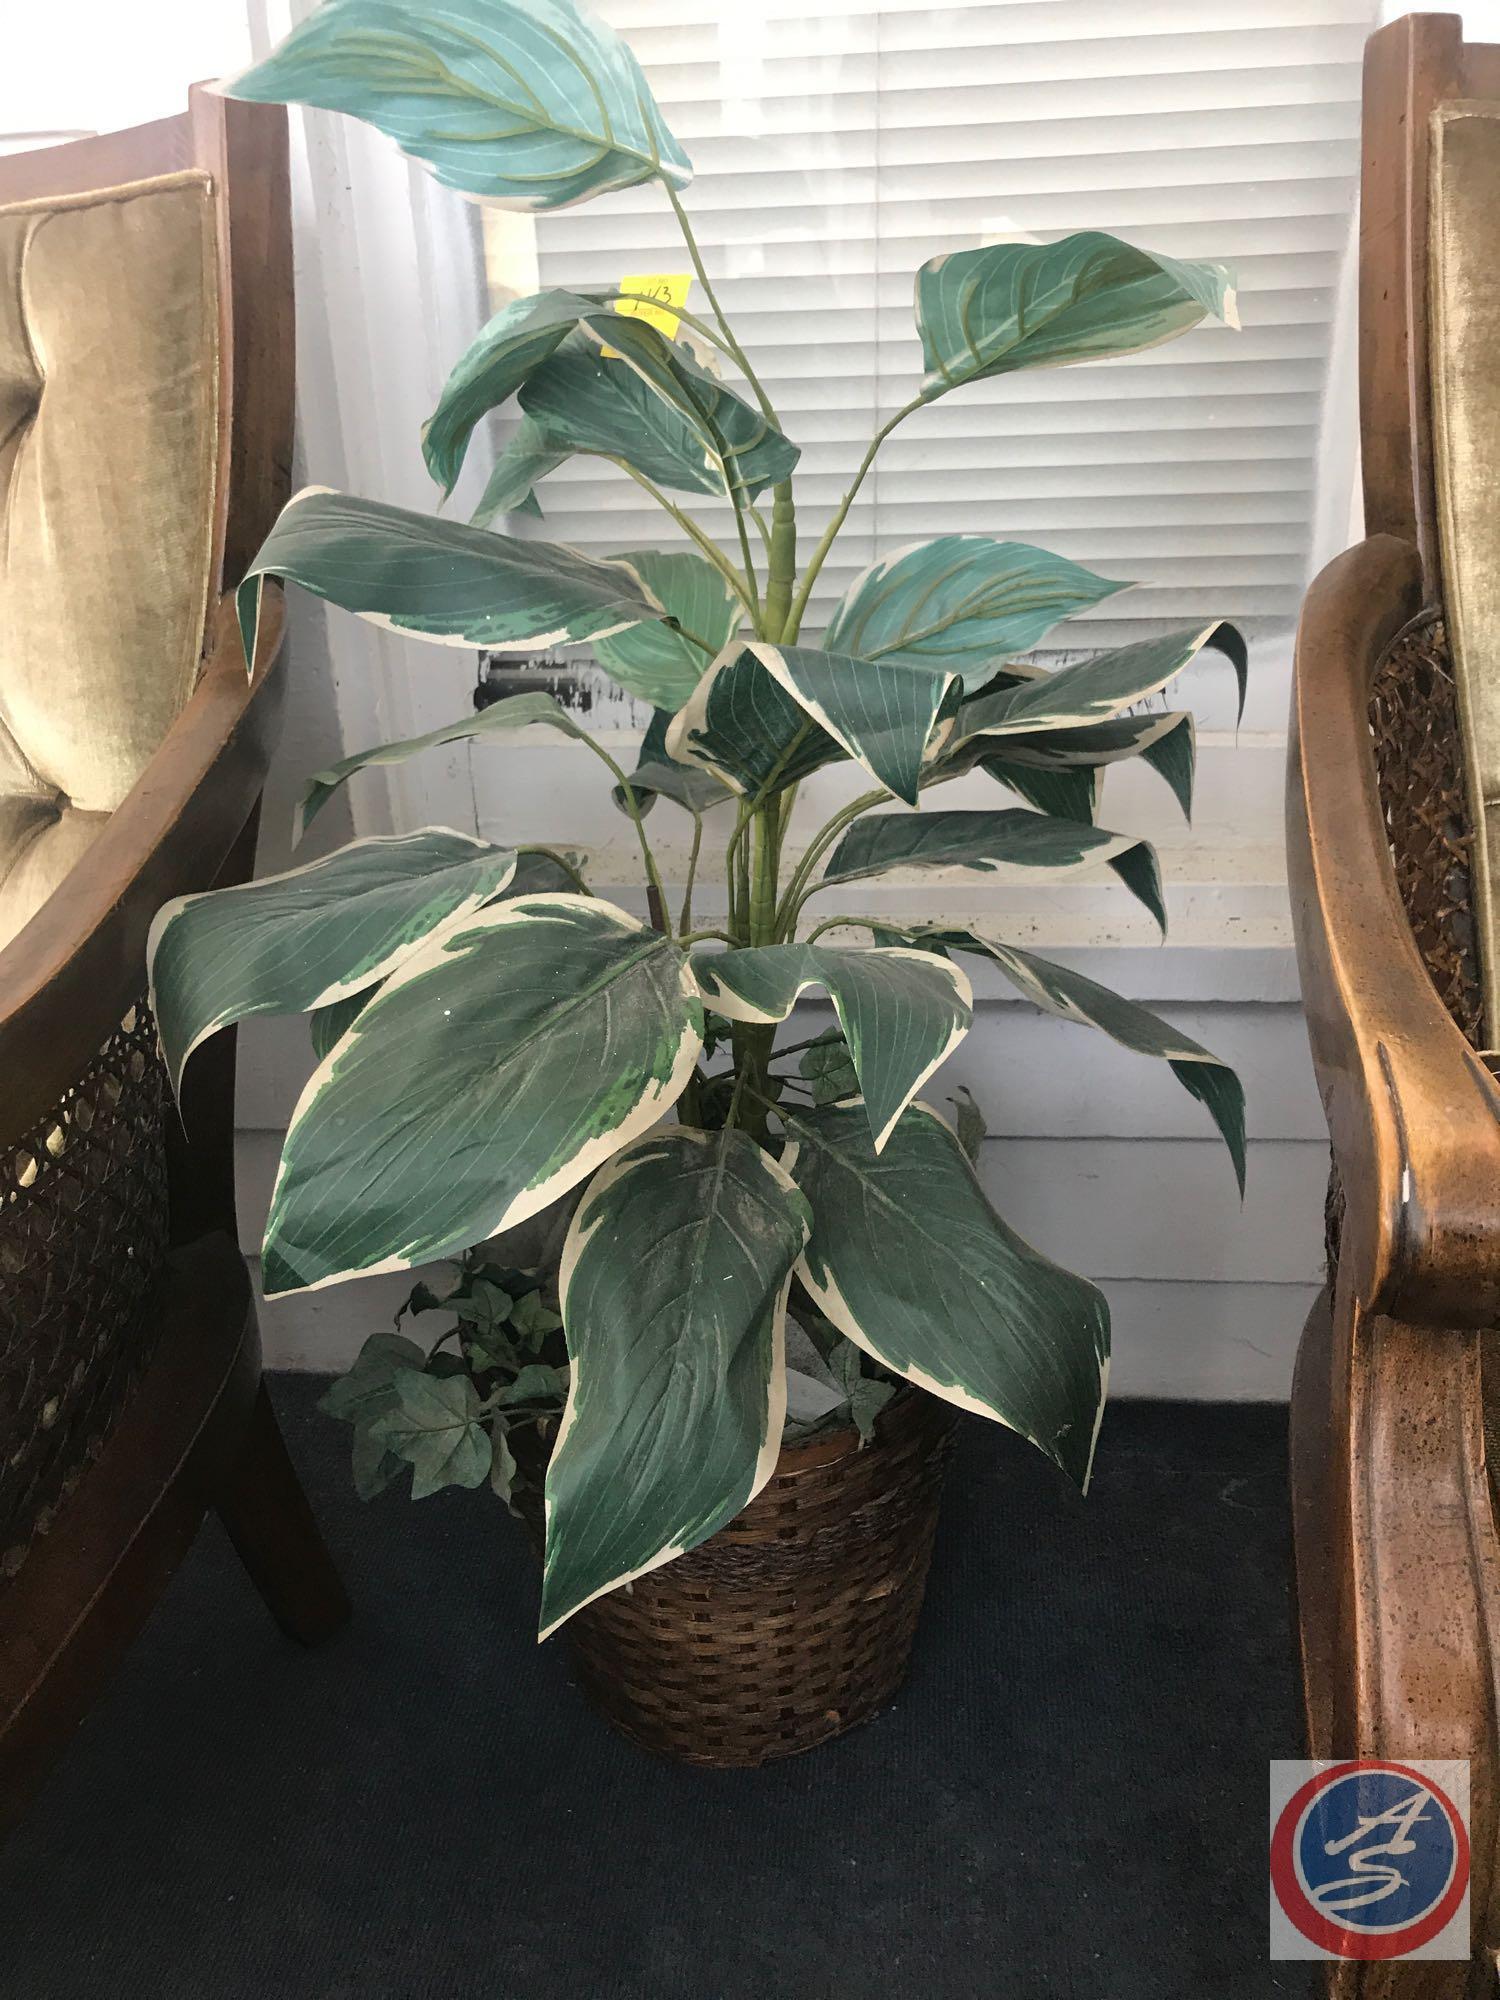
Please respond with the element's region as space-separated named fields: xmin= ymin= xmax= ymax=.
xmin=215 ymin=1380 xmax=350 ymax=1647
xmin=1292 ymin=1283 xmax=1500 ymax=1997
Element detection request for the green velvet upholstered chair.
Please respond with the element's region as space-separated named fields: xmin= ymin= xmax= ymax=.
xmin=0 ymin=90 xmax=347 ymax=1837
xmin=1288 ymin=15 xmax=1500 ymax=1989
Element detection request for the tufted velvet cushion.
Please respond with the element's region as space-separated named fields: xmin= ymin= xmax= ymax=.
xmin=0 ymin=170 xmax=220 ymax=949
xmin=1431 ymin=102 xmax=1500 ymax=1038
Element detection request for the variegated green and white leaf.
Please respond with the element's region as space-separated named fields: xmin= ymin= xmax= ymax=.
xmin=236 ymin=488 xmax=666 ymax=676
xmin=262 ymin=895 xmax=703 ymax=1296
xmin=904 ymin=931 xmax=1246 ymax=1191
xmin=224 ymin=0 xmax=692 ymax=209
xmin=541 ymin=1127 xmax=810 ymax=1636
xmin=303 ymin=845 xmax=587 ymax=1062
xmin=590 ymin=549 xmax=740 ymax=712
xmin=664 ymin=650 xmax=840 ymax=800
xmin=470 ymin=417 xmax=564 ymax=526
xmin=575 ymin=314 xmax=799 ymax=504
xmin=815 ymin=808 xmax=1166 ymax=932
xmin=916 ymin=231 xmax=1237 ymax=397
xmin=518 ymin=335 xmax=729 ymax=497
xmin=822 ymin=535 xmax=1128 ymax=686
xmin=148 ymin=828 xmax=517 ymax=1090
xmin=668 ymin=641 xmax=959 ymax=804
xmin=692 ymin=943 xmax=972 ymax=1150
xmin=782 ymin=1101 xmax=1109 ymax=1487
xmin=982 ymin=757 xmax=1100 ymax=824
xmin=297 ymin=690 xmax=591 ymax=838
xmin=944 ymin=710 xmax=1197 ymax=824
xmin=955 ymin=623 xmax=1247 ymax=740
xmin=422 ymin=290 xmax=602 ymax=495
xmin=613 ymin=710 xmax=734 ymax=818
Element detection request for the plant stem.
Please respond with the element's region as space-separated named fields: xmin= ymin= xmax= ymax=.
xmin=802 ymin=912 xmax=881 ymax=945
xmin=749 ymin=806 xmax=778 ymax=945
xmin=614 ymin=461 xmax=755 ymax=614
xmin=678 ymin=813 xmax=704 ymax=933
xmin=666 ymin=184 xmax=782 ymax=428
xmin=774 ymin=788 xmax=887 ymax=936
xmin=606 ymin=293 xmax=742 ymax=364
xmin=568 ymin=733 xmax=672 ymax=932
xmin=678 ymin=926 xmax=735 ymax=947
xmin=782 ymin=394 xmax=926 ymax=641
xmin=762 ymin=480 xmax=797 ymax=641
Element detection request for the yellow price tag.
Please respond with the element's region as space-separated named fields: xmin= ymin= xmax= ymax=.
xmin=604 ymin=273 xmax=693 ymax=355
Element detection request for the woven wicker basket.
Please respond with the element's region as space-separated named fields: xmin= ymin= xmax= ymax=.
xmin=518 ymin=1387 xmax=960 ymax=1768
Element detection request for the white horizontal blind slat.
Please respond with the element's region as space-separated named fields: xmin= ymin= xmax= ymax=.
xmin=499 ymin=0 xmax=1370 ymax=646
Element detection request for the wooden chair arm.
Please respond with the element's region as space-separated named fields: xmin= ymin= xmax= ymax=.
xmin=0 ymin=592 xmax=285 ymax=1141
xmin=1289 ymin=533 xmax=1500 ymax=1329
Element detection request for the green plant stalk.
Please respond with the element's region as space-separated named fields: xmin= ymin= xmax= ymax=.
xmin=613 ymin=460 xmax=755 ymax=612
xmin=761 ymin=481 xmax=797 ymax=640
xmin=774 ymin=787 xmax=887 ymax=937
xmin=782 ymin=393 xmax=926 ymax=641
xmin=678 ymin=813 xmax=704 ymax=933
xmin=666 ymin=183 xmax=782 ymax=429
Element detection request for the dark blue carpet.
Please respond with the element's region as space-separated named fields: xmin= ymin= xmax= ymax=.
xmin=0 ymin=1382 xmax=1309 ymax=1998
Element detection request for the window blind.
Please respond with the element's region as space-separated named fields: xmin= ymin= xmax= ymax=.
xmin=492 ymin=0 xmax=1372 ymax=666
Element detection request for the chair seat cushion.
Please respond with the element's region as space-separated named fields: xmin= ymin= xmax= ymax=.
xmin=0 ymin=170 xmax=220 ymax=954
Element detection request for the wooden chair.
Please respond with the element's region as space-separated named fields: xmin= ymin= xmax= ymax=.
xmin=1289 ymin=14 xmax=1500 ymax=1990
xmin=0 ymin=91 xmax=347 ymax=1838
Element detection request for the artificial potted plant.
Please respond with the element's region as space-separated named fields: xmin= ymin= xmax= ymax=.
xmin=147 ymin=0 xmax=1249 ymax=1765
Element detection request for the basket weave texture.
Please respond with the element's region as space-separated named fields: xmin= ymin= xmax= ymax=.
xmin=520 ymin=1387 xmax=959 ymax=1767
xmin=0 ymin=1004 xmax=170 ymax=1582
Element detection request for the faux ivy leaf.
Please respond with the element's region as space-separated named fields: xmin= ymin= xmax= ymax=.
xmin=823 ymin=535 xmax=1128 ymax=686
xmin=955 ymin=623 xmax=1247 ymax=738
xmin=909 ymin=930 xmax=1246 ymax=1192
xmin=149 ymin=828 xmax=517 ymax=1089
xmin=489 ymin=1423 xmax=520 ymax=1508
xmin=829 ymin=1340 xmax=895 ymax=1446
xmin=800 ymin=1027 xmax=859 ymax=1105
xmin=542 ymin=1127 xmax=810 ymax=1637
xmin=262 ymin=895 xmax=703 ymax=1295
xmin=496 ymin=1362 xmax=568 ymax=1407
xmin=782 ymin=1101 xmax=1110 ymax=1487
xmin=225 ymin=0 xmax=692 ymax=209
xmin=471 ymin=417 xmax=564 ymax=526
xmin=319 ymin=1329 xmax=428 ymax=1423
xmin=371 ymin=1369 xmax=493 ymax=1500
xmin=352 ymin=1424 xmax=408 ymax=1501
xmin=816 ymin=808 xmax=1166 ymax=933
xmin=422 ymin=290 xmax=602 ymax=495
xmin=613 ymin=709 xmax=735 ymax=819
xmin=692 ymin=943 xmax=972 ymax=1151
xmin=509 ymin=1290 xmax=564 ymax=1343
xmin=916 ymin=231 xmax=1237 ymax=396
xmin=519 ymin=335 xmax=729 ymax=497
xmin=591 ymin=549 xmax=741 ymax=712
xmin=236 ymin=488 xmax=666 ymax=680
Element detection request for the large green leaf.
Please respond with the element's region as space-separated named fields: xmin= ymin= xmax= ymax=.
xmin=470 ymin=417 xmax=565 ymax=525
xmin=981 ymin=758 xmax=1099 ymax=824
xmin=590 ymin=549 xmax=740 ymax=712
xmin=692 ymin=943 xmax=973 ymax=1150
xmin=822 ymin=535 xmax=1128 ymax=685
xmin=261 ymin=894 xmax=703 ymax=1296
xmin=955 ymin=623 xmax=1247 ymax=739
xmin=816 ymin=808 xmax=1166 ymax=931
xmin=938 ymin=708 xmax=1198 ymax=824
xmin=541 ymin=1127 xmax=810 ymax=1636
xmin=236 ymin=488 xmax=665 ymax=675
xmin=664 ymin=651 xmax=840 ymax=800
xmin=224 ymin=0 xmax=692 ymax=208
xmin=297 ymin=690 xmax=592 ymax=838
xmin=668 ymin=641 xmax=959 ymax=804
xmin=518 ymin=335 xmax=730 ymax=497
xmin=916 ymin=231 xmax=1237 ymax=397
xmin=613 ymin=709 xmax=734 ymax=818
xmin=905 ymin=931 xmax=1245 ymax=1191
xmin=575 ymin=314 xmax=799 ymax=505
xmin=782 ymin=1101 xmax=1109 ymax=1487
xmin=147 ymin=828 xmax=517 ymax=1090
xmin=422 ymin=290 xmax=602 ymax=495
